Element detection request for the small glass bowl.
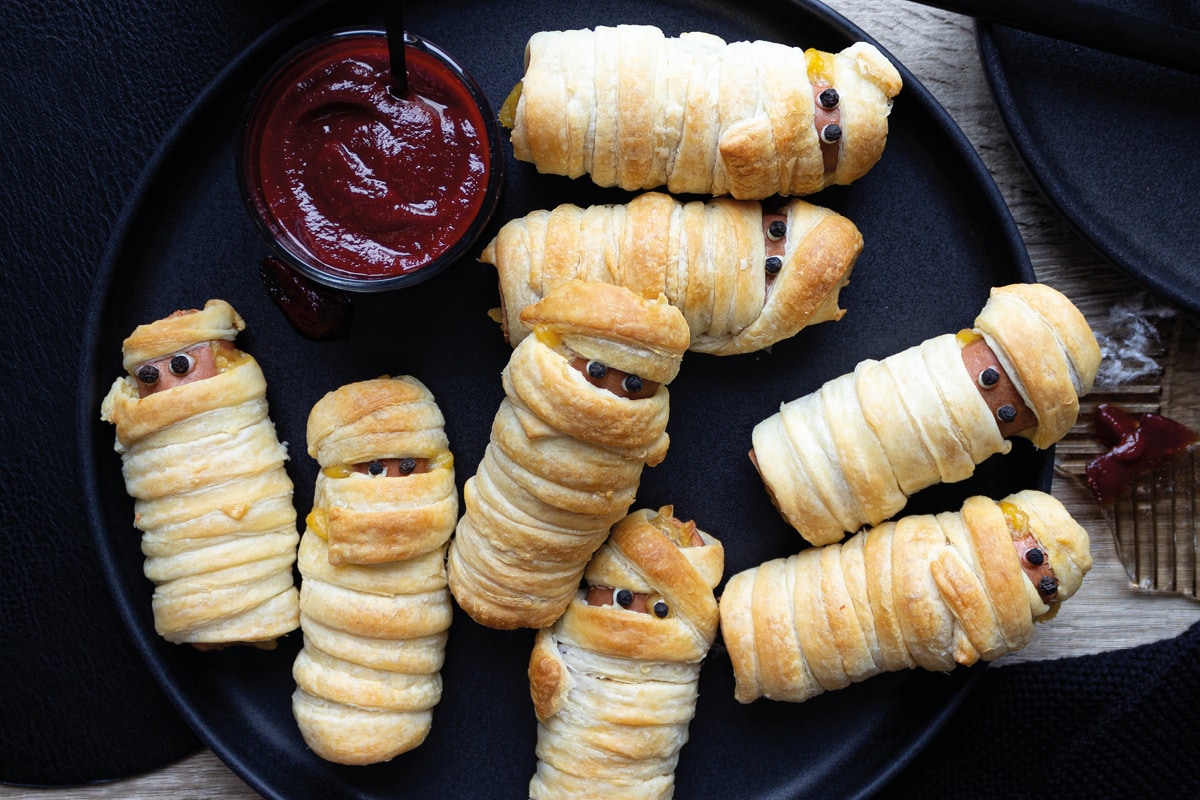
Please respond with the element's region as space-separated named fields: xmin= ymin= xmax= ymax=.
xmin=238 ymin=29 xmax=504 ymax=292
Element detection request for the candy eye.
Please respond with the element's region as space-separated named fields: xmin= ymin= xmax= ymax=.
xmin=622 ymin=374 xmax=644 ymax=394
xmin=818 ymin=87 xmax=840 ymax=109
xmin=615 ymin=589 xmax=634 ymax=607
xmin=397 ymin=457 xmax=417 ymax=475
xmin=169 ymin=353 xmax=195 ymax=376
xmin=765 ymin=256 xmax=783 ymax=275
xmin=997 ymin=404 xmax=1018 ymax=423
xmin=767 ymin=219 xmax=787 ymax=241
xmin=586 ymin=360 xmax=608 ymax=380
xmin=820 ymin=123 xmax=842 ymax=144
xmin=977 ymin=367 xmax=1000 ymax=388
xmin=1025 ymin=547 xmax=1045 ymax=566
xmin=136 ymin=364 xmax=160 ymax=385
xmin=367 ymin=460 xmax=386 ymax=476
xmin=1037 ymin=575 xmax=1059 ymax=597
xmin=652 ymin=600 xmax=669 ymax=618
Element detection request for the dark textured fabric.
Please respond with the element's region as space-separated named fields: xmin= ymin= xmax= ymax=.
xmin=883 ymin=620 xmax=1200 ymax=799
xmin=0 ymin=0 xmax=294 ymax=786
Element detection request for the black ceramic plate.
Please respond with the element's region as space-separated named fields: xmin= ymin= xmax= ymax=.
xmin=977 ymin=1 xmax=1200 ymax=316
xmin=80 ymin=1 xmax=1045 ymax=798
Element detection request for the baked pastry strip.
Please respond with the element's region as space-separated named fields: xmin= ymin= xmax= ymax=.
xmin=291 ymin=376 xmax=458 ymax=765
xmin=528 ymin=507 xmax=724 ymax=799
xmin=751 ymin=282 xmax=1102 ymax=545
xmin=485 ymin=191 xmax=862 ymax=356
xmin=447 ymin=280 xmax=691 ymax=629
xmin=503 ymin=24 xmax=902 ymax=199
xmin=100 ymin=299 xmax=300 ymax=647
xmin=719 ymin=490 xmax=1092 ymax=703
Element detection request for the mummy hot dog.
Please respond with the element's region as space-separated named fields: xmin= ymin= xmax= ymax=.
xmin=528 ymin=507 xmax=724 ymax=799
xmin=751 ymin=283 xmax=1101 ymax=546
xmin=99 ymin=300 xmax=300 ymax=646
xmin=447 ymin=280 xmax=691 ymax=630
xmin=292 ymin=376 xmax=458 ymax=765
xmin=485 ymin=191 xmax=862 ymax=355
xmin=719 ymin=490 xmax=1091 ymax=703
xmin=501 ymin=25 xmax=903 ymax=199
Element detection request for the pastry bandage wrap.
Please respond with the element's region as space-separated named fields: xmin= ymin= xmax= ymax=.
xmin=485 ymin=191 xmax=862 ymax=355
xmin=718 ymin=490 xmax=1091 ymax=704
xmin=752 ymin=283 xmax=1101 ymax=545
xmin=506 ymin=25 xmax=902 ymax=199
xmin=99 ymin=299 xmax=300 ymax=645
xmin=528 ymin=507 xmax=724 ymax=799
xmin=291 ymin=376 xmax=458 ymax=765
xmin=447 ymin=281 xmax=691 ymax=630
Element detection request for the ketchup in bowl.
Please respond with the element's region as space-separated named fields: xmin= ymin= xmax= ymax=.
xmin=240 ymin=30 xmax=503 ymax=291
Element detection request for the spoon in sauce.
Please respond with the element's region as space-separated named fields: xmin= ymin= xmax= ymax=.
xmin=384 ymin=1 xmax=409 ymax=97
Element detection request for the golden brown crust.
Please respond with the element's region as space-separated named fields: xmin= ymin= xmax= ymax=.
xmin=823 ymin=42 xmax=904 ymax=185
xmin=292 ymin=376 xmax=456 ymax=765
xmin=99 ymin=300 xmax=299 ymax=646
xmin=718 ymin=491 xmax=1090 ymax=703
xmin=752 ymin=282 xmax=1099 ymax=545
xmin=119 ymin=299 xmax=244 ymax=372
xmin=510 ymin=25 xmax=901 ymax=198
xmin=519 ymin=278 xmax=691 ymax=384
xmin=485 ymin=192 xmax=860 ymax=356
xmin=528 ymin=632 xmax=569 ymax=722
xmin=528 ymin=507 xmax=724 ymax=798
xmin=974 ymin=282 xmax=1102 ymax=449
xmin=448 ymin=284 xmax=691 ymax=630
xmin=103 ymin=357 xmax=265 ymax=450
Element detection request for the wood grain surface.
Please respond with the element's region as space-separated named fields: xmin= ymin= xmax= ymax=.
xmin=9 ymin=1 xmax=1196 ymax=797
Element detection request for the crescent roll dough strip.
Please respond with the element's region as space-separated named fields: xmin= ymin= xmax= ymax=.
xmin=752 ymin=283 xmax=1101 ymax=545
xmin=291 ymin=376 xmax=458 ymax=765
xmin=506 ymin=25 xmax=902 ymax=198
xmin=528 ymin=507 xmax=724 ymax=800
xmin=447 ymin=281 xmax=691 ymax=630
xmin=719 ymin=490 xmax=1092 ymax=704
xmin=485 ymin=191 xmax=862 ymax=355
xmin=100 ymin=299 xmax=300 ymax=646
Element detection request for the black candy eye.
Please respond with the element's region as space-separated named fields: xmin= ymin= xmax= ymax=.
xmin=169 ymin=353 xmax=195 ymax=376
xmin=652 ymin=600 xmax=669 ymax=618
xmin=622 ymin=374 xmax=643 ymax=394
xmin=820 ymin=123 xmax=842 ymax=144
xmin=997 ymin=404 xmax=1018 ymax=423
xmin=367 ymin=460 xmax=386 ymax=476
xmin=978 ymin=367 xmax=1000 ymax=388
xmin=765 ymin=256 xmax=783 ymax=275
xmin=398 ymin=457 xmax=417 ymax=475
xmin=1037 ymin=576 xmax=1059 ymax=597
xmin=586 ymin=360 xmax=607 ymax=379
xmin=136 ymin=364 xmax=160 ymax=385
xmin=1025 ymin=547 xmax=1045 ymax=566
xmin=818 ymin=87 xmax=840 ymax=109
xmin=767 ymin=219 xmax=787 ymax=241
xmin=615 ymin=589 xmax=633 ymax=607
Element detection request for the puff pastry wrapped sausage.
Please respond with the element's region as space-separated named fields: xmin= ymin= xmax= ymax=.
xmin=99 ymin=300 xmax=300 ymax=646
xmin=528 ymin=507 xmax=724 ymax=799
xmin=719 ymin=490 xmax=1091 ymax=704
xmin=291 ymin=376 xmax=458 ymax=765
xmin=484 ymin=191 xmax=862 ymax=355
xmin=751 ymin=283 xmax=1102 ymax=545
xmin=447 ymin=280 xmax=691 ymax=630
xmin=502 ymin=25 xmax=903 ymax=199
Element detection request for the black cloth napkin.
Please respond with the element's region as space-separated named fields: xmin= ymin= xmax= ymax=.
xmin=885 ymin=620 xmax=1200 ymax=799
xmin=3 ymin=0 xmax=1198 ymax=794
xmin=0 ymin=0 xmax=293 ymax=786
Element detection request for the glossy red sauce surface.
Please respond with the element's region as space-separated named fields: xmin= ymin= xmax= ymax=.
xmin=1085 ymin=403 xmax=1198 ymax=504
xmin=248 ymin=33 xmax=490 ymax=279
